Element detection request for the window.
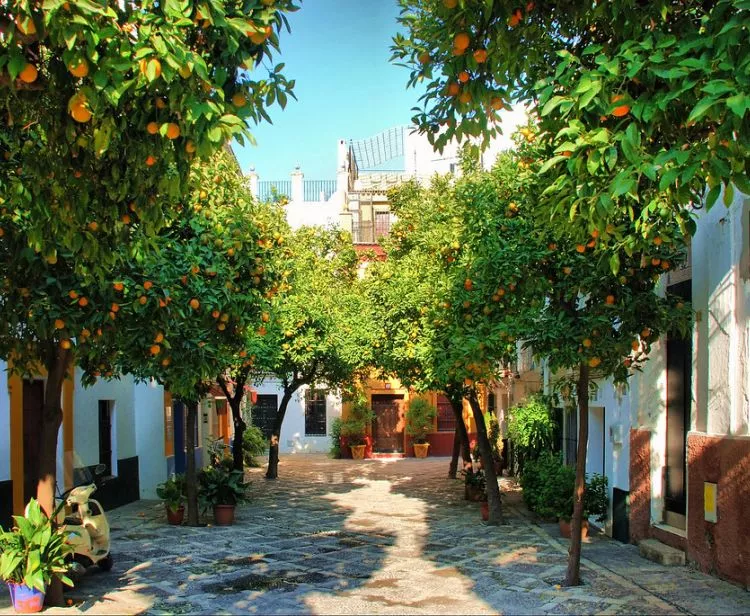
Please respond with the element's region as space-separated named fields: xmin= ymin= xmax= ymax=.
xmin=305 ymin=389 xmax=327 ymax=436
xmin=98 ymin=400 xmax=114 ymax=476
xmin=487 ymin=390 xmax=496 ymax=414
xmin=436 ymin=395 xmax=456 ymax=432
xmin=252 ymin=395 xmax=278 ymax=439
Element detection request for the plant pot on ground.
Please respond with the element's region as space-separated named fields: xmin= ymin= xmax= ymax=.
xmin=339 ymin=396 xmax=375 ymax=460
xmin=198 ymin=458 xmax=250 ymax=526
xmin=559 ymin=518 xmax=589 ymax=539
xmin=405 ymin=399 xmax=437 ymax=459
xmin=480 ymin=501 xmax=490 ymax=521
xmin=350 ymin=444 xmax=366 ymax=460
xmin=156 ymin=474 xmax=186 ymax=525
xmin=463 ymin=468 xmax=487 ymax=502
xmin=0 ymin=499 xmax=73 ymax=613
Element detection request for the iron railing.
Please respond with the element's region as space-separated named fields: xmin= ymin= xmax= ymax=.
xmin=351 ymin=218 xmax=391 ymax=244
xmin=304 ymin=180 xmax=337 ymax=202
xmin=257 ymin=180 xmax=291 ymax=203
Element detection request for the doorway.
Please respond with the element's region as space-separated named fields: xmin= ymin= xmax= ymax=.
xmin=665 ymin=280 xmax=691 ymax=529
xmin=22 ymin=380 xmax=45 ymax=504
xmin=371 ymin=395 xmax=404 ymax=453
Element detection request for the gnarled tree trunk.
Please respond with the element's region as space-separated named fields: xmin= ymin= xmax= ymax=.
xmin=38 ymin=345 xmax=71 ymax=608
xmin=468 ymin=391 xmax=502 ymax=525
xmin=266 ymin=389 xmax=294 ymax=479
xmin=218 ymin=371 xmax=249 ymax=472
xmin=184 ymin=399 xmax=199 ymax=526
xmin=564 ymin=363 xmax=589 ymax=587
xmin=447 ymin=391 xmax=471 ymax=479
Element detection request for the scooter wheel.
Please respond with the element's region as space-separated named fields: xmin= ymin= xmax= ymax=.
xmin=97 ymin=554 xmax=113 ymax=572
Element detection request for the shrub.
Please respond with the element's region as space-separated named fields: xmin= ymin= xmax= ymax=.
xmin=243 ymin=425 xmax=266 ymax=468
xmin=339 ymin=393 xmax=374 ymax=446
xmin=585 ymin=473 xmax=609 ymax=523
xmin=405 ymin=398 xmax=437 ymax=444
xmin=156 ymin=474 xmax=186 ymax=512
xmin=329 ymin=417 xmax=343 ymax=458
xmin=198 ymin=463 xmax=249 ymax=509
xmin=507 ymin=394 xmax=557 ymax=469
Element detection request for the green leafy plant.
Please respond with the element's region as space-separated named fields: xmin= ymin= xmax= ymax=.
xmin=329 ymin=417 xmax=343 ymax=459
xmin=242 ymin=425 xmax=266 ymax=468
xmin=405 ymin=398 xmax=437 ymax=444
xmin=339 ymin=393 xmax=375 ymax=447
xmin=507 ymin=395 xmax=557 ymax=468
xmin=462 ymin=468 xmax=487 ymax=501
xmin=156 ymin=474 xmax=186 ymax=513
xmin=198 ymin=463 xmax=250 ymax=509
xmin=584 ymin=474 xmax=610 ymax=523
xmin=0 ymin=499 xmax=73 ymax=592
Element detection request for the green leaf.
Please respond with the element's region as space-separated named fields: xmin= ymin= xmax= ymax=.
xmin=723 ymin=182 xmax=735 ymax=206
xmin=725 ymin=94 xmax=748 ymax=118
xmin=541 ymin=96 xmax=568 ymax=117
xmin=609 ymin=253 xmax=621 ymax=275
xmin=687 ymin=97 xmax=718 ymax=124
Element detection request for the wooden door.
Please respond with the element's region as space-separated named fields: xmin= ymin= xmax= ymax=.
xmin=372 ymin=395 xmax=404 ymax=452
xmin=22 ymin=380 xmax=45 ymax=504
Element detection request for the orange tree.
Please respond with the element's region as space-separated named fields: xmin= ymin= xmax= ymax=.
xmin=0 ymin=0 xmax=296 ymax=515
xmin=1 ymin=0 xmax=297 ymax=258
xmin=94 ymin=149 xmax=287 ymax=525
xmin=246 ymin=226 xmax=377 ymax=480
xmin=391 ymin=0 xmax=749 ymax=259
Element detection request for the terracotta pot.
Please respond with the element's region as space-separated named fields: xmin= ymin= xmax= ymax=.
xmin=350 ymin=444 xmax=366 ymax=460
xmin=413 ymin=443 xmax=430 ymax=458
xmin=7 ymin=583 xmax=45 ymax=613
xmin=558 ymin=518 xmax=589 ymax=539
xmin=480 ymin=501 xmax=489 ymax=521
xmin=165 ymin=505 xmax=184 ymax=525
xmin=213 ymin=504 xmax=236 ymax=526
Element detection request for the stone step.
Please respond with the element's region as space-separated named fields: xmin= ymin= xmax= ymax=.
xmin=371 ymin=452 xmax=405 ymax=459
xmin=639 ymin=538 xmax=686 ymax=566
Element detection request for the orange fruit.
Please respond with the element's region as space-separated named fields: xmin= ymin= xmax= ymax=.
xmin=146 ymin=121 xmax=159 ymax=135
xmin=212 ymin=310 xmax=220 ymax=319
xmin=143 ymin=281 xmax=153 ymax=290
xmin=447 ymin=82 xmax=460 ymax=96
xmin=54 ymin=319 xmax=65 ymax=330
xmin=418 ymin=52 xmax=430 ymax=65
xmin=473 ymin=49 xmax=488 ymax=63
xmin=68 ymin=290 xmax=78 ymax=299
xmin=651 ymin=257 xmax=661 ymax=266
xmin=612 ymin=104 xmax=630 ymax=117
xmin=631 ymin=340 xmax=640 ymax=351
xmin=138 ymin=295 xmax=147 ymax=305
xmin=191 ymin=265 xmax=200 ymax=274
xmin=113 ymin=282 xmax=124 ymax=291
xmin=189 ymin=298 xmax=200 ymax=310
xmin=158 ymin=299 xmax=167 ymax=308
xmin=19 ymin=64 xmax=38 ymax=84
xmin=641 ymin=328 xmax=651 ymax=339
xmin=458 ymin=91 xmax=472 ymax=104
xmin=154 ymin=332 xmax=164 ymax=343
xmin=591 ymin=229 xmax=600 ymax=239
xmin=15 ymin=15 xmax=37 ymax=35
xmin=69 ymin=59 xmax=89 ymax=78
xmin=88 ymin=221 xmax=98 ymax=231
xmin=121 ymin=214 xmax=131 ymax=224
xmin=563 ymin=266 xmax=572 ymax=275
xmin=588 ymin=357 xmax=601 ymax=368
xmin=60 ymin=339 xmax=72 ymax=350
xmin=149 ymin=344 xmax=161 ymax=355
xmin=443 ymin=0 xmax=458 ymax=7
xmin=185 ymin=141 xmax=197 ymax=153
xmin=70 ymin=97 xmax=92 ymax=123
xmin=490 ymin=97 xmax=504 ymax=110
xmin=458 ymin=71 xmax=470 ymax=83
xmin=155 ymin=97 xmax=167 ymax=109
xmin=111 ymin=302 xmax=120 ymax=312
xmin=582 ymin=338 xmax=592 ymax=348
xmin=78 ymin=297 xmax=89 ymax=307
xmin=257 ymin=325 xmax=267 ymax=336
xmin=453 ymin=32 xmax=470 ymax=51
xmin=508 ymin=9 xmax=522 ymax=27
xmin=653 ymin=236 xmax=663 ymax=246
xmin=81 ymin=328 xmax=90 ymax=338
xmin=166 ymin=123 xmax=180 ymax=139
xmin=145 ymin=155 xmax=157 ymax=166
xmin=140 ymin=58 xmax=162 ymax=80
xmin=109 ymin=311 xmax=116 ymax=320
xmin=575 ymin=244 xmax=586 ymax=253
xmin=178 ymin=64 xmax=192 ymax=79
xmin=605 ymin=294 xmax=616 ymax=305
xmin=232 ymin=93 xmax=247 ymax=107
xmin=261 ymin=312 xmax=270 ymax=323
xmin=218 ymin=323 xmax=227 ymax=331
xmin=464 ymin=278 xmax=473 ymax=291
xmin=161 ymin=357 xmax=171 ymax=366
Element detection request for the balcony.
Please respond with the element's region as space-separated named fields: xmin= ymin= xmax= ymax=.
xmin=352 ymin=219 xmax=391 ymax=244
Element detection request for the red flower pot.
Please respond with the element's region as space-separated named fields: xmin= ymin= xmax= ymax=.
xmin=166 ymin=505 xmax=184 ymax=525
xmin=7 ymin=583 xmax=45 ymax=613
xmin=213 ymin=504 xmax=236 ymax=526
xmin=480 ymin=501 xmax=489 ymax=521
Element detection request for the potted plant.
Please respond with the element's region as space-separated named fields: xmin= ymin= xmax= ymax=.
xmin=405 ymin=398 xmax=437 ymax=458
xmin=0 ymin=499 xmax=73 ymax=613
xmin=339 ymin=396 xmax=374 ymax=460
xmin=156 ymin=474 xmax=186 ymax=525
xmin=463 ymin=468 xmax=487 ymax=503
xmin=556 ymin=472 xmax=609 ymax=539
xmin=198 ymin=459 xmax=250 ymax=526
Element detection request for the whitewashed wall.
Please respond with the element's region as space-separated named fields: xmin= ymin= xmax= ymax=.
xmin=134 ymin=380 xmax=167 ymax=499
xmin=0 ymin=364 xmax=10 ymax=482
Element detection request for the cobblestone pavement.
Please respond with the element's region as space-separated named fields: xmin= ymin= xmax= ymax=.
xmin=2 ymin=456 xmax=749 ymax=615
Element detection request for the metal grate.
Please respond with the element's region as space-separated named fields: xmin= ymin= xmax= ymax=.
xmin=303 ymin=180 xmax=337 ymax=202
xmin=350 ymin=126 xmax=407 ymax=171
xmin=252 ymin=395 xmax=278 ymax=439
xmin=351 ymin=217 xmax=391 ymax=244
xmin=304 ymin=389 xmax=327 ymax=436
xmin=257 ymin=181 xmax=291 ymax=203
xmin=436 ymin=395 xmax=456 ymax=432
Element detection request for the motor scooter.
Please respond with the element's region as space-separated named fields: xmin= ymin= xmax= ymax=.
xmin=56 ymin=463 xmax=113 ymax=580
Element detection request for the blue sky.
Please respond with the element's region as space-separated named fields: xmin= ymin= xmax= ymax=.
xmin=233 ymin=0 xmax=424 ymax=182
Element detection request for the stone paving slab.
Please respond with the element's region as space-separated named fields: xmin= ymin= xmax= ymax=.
xmin=1 ymin=455 xmax=749 ymax=615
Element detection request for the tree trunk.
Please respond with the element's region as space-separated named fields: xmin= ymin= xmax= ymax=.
xmin=230 ymin=399 xmax=246 ymax=472
xmin=265 ymin=390 xmax=294 ymax=479
xmin=449 ymin=427 xmax=461 ymax=479
xmin=184 ymin=399 xmax=199 ymax=526
xmin=564 ymin=363 xmax=589 ymax=587
xmin=447 ymin=392 xmax=471 ymax=478
xmin=38 ymin=346 xmax=71 ymax=608
xmin=468 ymin=392 xmax=503 ymax=525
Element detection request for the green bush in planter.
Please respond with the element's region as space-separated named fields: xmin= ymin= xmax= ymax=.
xmin=0 ymin=499 xmax=73 ymax=592
xmin=198 ymin=462 xmax=250 ymax=510
xmin=339 ymin=396 xmax=374 ymax=447
xmin=507 ymin=394 xmax=557 ymax=469
xmin=405 ymin=398 xmax=437 ymax=444
xmin=243 ymin=425 xmax=266 ymax=468
xmin=329 ymin=417 xmax=343 ymax=458
xmin=584 ymin=473 xmax=609 ymax=523
xmin=156 ymin=474 xmax=186 ymax=512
